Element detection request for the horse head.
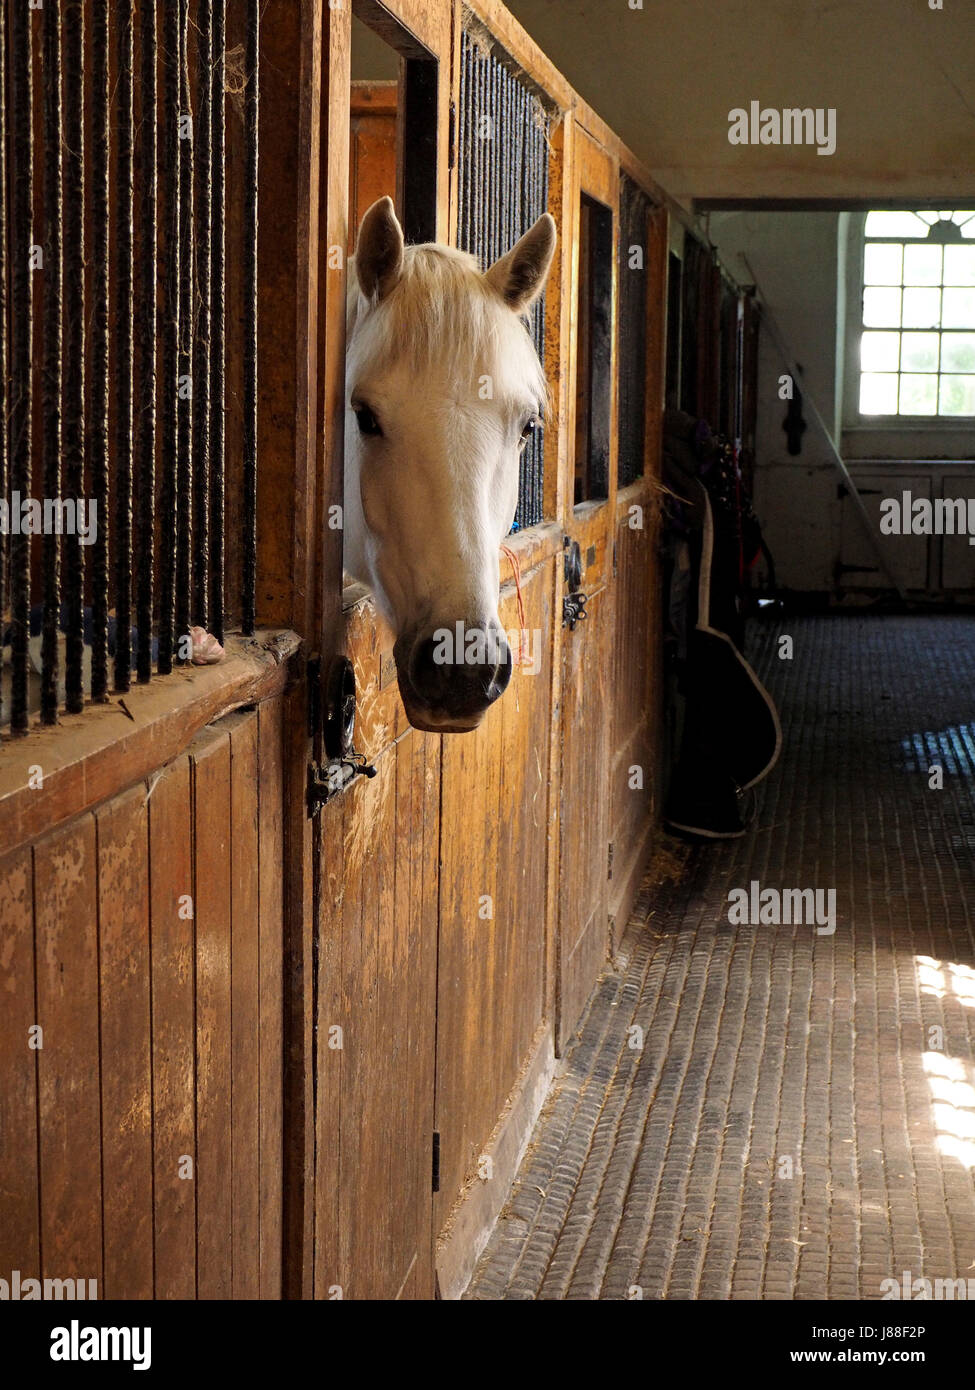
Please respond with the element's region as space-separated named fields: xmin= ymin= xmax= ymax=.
xmin=343 ymin=196 xmax=556 ymax=733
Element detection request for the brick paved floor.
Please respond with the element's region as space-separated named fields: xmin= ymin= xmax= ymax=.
xmin=466 ymin=614 xmax=975 ymax=1300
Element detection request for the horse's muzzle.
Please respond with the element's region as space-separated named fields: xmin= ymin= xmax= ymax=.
xmin=395 ymin=620 xmax=512 ymax=732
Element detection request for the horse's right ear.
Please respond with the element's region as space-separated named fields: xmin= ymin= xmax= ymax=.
xmin=485 ymin=213 xmax=557 ymax=313
xmin=355 ymin=196 xmax=404 ymax=302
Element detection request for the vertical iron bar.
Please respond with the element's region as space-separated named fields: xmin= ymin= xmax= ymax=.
xmin=457 ymin=37 xmax=467 ymax=252
xmin=460 ymin=38 xmax=471 ymax=253
xmin=501 ymin=69 xmax=511 ymax=264
xmin=175 ymin=0 xmax=193 ymax=655
xmin=473 ymin=48 xmax=483 ymax=267
xmin=209 ymin=0 xmax=226 ymax=645
xmin=63 ymin=0 xmax=86 ymax=713
xmin=192 ymin=0 xmax=213 ymax=631
xmin=114 ymin=1 xmax=135 ymax=693
xmin=242 ymin=0 xmax=260 ymax=636
xmin=8 ymin=0 xmax=33 ymax=733
xmin=0 ymin=5 xmax=7 ymax=734
xmin=158 ymin=0 xmax=181 ymax=673
xmin=41 ymin=0 xmax=64 ymax=724
xmin=490 ymin=58 xmax=499 ymax=268
xmin=90 ymin=0 xmax=111 ymax=701
xmin=136 ymin=0 xmax=158 ymax=683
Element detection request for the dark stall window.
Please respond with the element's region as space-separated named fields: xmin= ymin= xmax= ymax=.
xmin=351 ymin=1 xmax=439 ymax=246
xmin=574 ymin=193 xmax=614 ymax=504
xmin=665 ymin=251 xmax=682 ymax=409
xmin=680 ymin=237 xmax=704 ymax=416
xmin=617 ymin=176 xmax=652 ymax=487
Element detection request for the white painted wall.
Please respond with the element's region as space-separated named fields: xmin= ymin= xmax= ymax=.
xmin=709 ymin=212 xmax=975 ymax=593
xmin=710 ymin=213 xmax=844 ymax=592
xmin=506 ymin=0 xmax=975 ymax=208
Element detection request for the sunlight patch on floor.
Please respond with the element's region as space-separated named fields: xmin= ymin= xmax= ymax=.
xmin=918 ymin=956 xmax=975 ymax=1169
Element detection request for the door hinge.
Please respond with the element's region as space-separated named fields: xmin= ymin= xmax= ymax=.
xmin=607 ymin=841 xmax=614 ymax=881
xmin=432 ymin=1131 xmax=441 ymax=1193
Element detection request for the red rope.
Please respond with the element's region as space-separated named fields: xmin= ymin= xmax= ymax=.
xmin=500 ymin=544 xmax=529 ymax=667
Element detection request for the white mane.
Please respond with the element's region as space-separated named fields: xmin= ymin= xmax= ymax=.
xmin=347 ymin=242 xmax=548 ymax=412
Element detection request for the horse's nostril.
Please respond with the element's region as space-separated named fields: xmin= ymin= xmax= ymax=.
xmin=408 ymin=624 xmax=511 ymax=714
xmin=485 ymin=643 xmax=512 ymax=701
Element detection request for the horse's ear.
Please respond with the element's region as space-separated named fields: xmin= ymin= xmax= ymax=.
xmin=485 ymin=213 xmax=557 ymax=313
xmin=355 ymin=196 xmax=405 ymax=302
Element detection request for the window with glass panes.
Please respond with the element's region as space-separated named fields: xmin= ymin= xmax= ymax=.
xmin=859 ymin=210 xmax=975 ymax=418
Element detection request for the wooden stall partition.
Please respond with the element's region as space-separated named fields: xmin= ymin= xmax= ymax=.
xmin=313 ymin=601 xmax=441 ymax=1299
xmin=434 ymin=546 xmax=558 ymax=1294
xmin=0 ymin=0 xmax=324 ymax=1302
xmin=554 ymin=119 xmax=620 ymax=1055
xmin=311 ymin=0 xmax=454 ymax=1301
xmin=0 ymin=702 xmax=289 ymax=1299
xmin=607 ymin=197 xmax=669 ymax=950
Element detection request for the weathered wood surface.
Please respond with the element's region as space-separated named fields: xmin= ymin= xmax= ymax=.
xmin=0 ymin=703 xmax=288 ymax=1299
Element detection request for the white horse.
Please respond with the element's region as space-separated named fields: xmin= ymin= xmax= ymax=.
xmin=343 ymin=196 xmax=557 ymax=733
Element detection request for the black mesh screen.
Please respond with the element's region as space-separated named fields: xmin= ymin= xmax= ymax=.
xmin=457 ymin=26 xmax=550 ymax=530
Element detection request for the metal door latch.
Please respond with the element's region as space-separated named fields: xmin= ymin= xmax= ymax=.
xmin=563 ymin=591 xmax=588 ymax=629
xmin=562 ymin=536 xmax=589 ymax=630
xmin=307 ymin=656 xmax=377 ymax=814
xmin=307 ymin=751 xmax=377 ymax=813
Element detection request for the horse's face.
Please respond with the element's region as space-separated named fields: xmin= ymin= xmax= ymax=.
xmin=344 ymin=198 xmax=556 ymax=734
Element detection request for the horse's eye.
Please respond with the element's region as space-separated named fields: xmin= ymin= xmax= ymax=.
xmin=354 ymin=404 xmax=383 ymax=438
xmin=520 ymin=417 xmax=539 ymax=446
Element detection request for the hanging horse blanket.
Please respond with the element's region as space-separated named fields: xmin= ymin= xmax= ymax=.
xmin=662 ymin=413 xmax=781 ymax=838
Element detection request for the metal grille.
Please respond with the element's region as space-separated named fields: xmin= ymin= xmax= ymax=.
xmin=0 ymin=0 xmax=259 ymax=738
xmin=457 ymin=24 xmax=550 ymax=530
xmin=618 ymin=175 xmax=651 ymax=488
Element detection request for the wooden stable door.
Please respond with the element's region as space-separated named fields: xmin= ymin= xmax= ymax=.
xmin=557 ymin=130 xmax=619 ymax=1054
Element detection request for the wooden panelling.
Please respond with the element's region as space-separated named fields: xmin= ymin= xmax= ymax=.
xmin=230 ymin=716 xmax=262 ymax=1299
xmin=0 ymin=701 xmax=289 ymax=1300
xmin=0 ymin=0 xmax=687 ymax=1306
xmin=149 ymin=755 xmax=197 ymax=1299
xmin=97 ymin=785 xmax=154 ymax=1299
xmin=557 ymin=583 xmax=612 ymax=1053
xmin=313 ymin=724 xmax=440 ymax=1300
xmin=556 ymin=126 xmax=619 ymax=1054
xmin=33 ymin=817 xmax=103 ymax=1284
xmin=608 ymin=504 xmax=659 ymax=923
xmin=0 ymin=849 xmax=40 ymax=1278
xmin=193 ymin=730 xmax=234 ymax=1299
xmin=257 ymin=698 xmax=286 ymax=1299
xmin=435 ymin=557 xmax=554 ymax=1220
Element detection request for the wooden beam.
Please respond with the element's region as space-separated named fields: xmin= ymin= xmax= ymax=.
xmin=0 ymin=634 xmax=301 ymax=856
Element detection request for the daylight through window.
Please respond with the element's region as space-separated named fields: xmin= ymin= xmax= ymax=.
xmin=859 ymin=210 xmax=975 ymax=418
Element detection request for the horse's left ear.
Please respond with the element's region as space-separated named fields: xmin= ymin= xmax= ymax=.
xmin=355 ymin=196 xmax=405 ymax=302
xmin=485 ymin=213 xmax=557 ymax=313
